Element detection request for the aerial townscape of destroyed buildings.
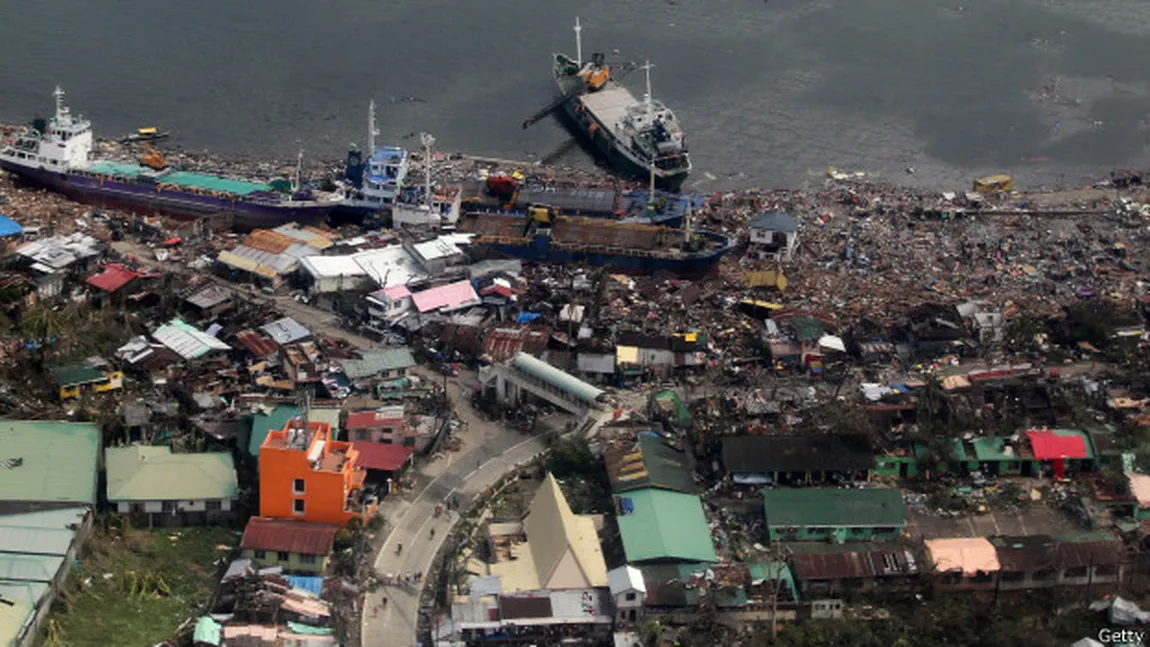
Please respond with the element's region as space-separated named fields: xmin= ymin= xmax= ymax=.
xmin=2 ymin=133 xmax=1150 ymax=647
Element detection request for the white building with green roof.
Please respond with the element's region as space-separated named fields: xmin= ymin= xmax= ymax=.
xmin=0 ymin=420 xmax=99 ymax=511
xmin=105 ymin=445 xmax=238 ymax=527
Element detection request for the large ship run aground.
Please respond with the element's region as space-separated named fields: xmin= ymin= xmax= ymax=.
xmin=523 ymin=18 xmax=691 ymax=190
xmin=0 ymin=88 xmax=341 ymax=230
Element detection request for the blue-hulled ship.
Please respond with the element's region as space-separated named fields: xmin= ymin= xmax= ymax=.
xmin=0 ymin=88 xmax=341 ymax=230
xmin=459 ymin=203 xmax=733 ymax=276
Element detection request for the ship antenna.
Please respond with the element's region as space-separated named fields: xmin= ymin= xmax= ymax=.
xmin=421 ymin=132 xmax=435 ymax=209
xmin=293 ymin=147 xmax=304 ymax=193
xmin=368 ymin=100 xmax=379 ymax=154
xmin=575 ymin=17 xmax=583 ymax=67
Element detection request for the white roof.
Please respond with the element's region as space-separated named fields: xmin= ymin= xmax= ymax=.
xmin=300 ymin=255 xmax=367 ymax=279
xmin=411 ymin=237 xmax=464 ymax=262
xmin=607 ymin=565 xmax=646 ymax=596
xmin=16 ymin=233 xmax=101 ymax=269
xmin=151 ymin=319 xmax=230 ymax=360
xmin=352 ymin=245 xmax=428 ymax=288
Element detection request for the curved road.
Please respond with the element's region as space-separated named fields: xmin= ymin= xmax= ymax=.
xmin=360 ymin=366 xmax=572 ymax=647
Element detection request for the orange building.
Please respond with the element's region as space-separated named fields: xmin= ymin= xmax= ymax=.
xmin=259 ymin=418 xmax=378 ymax=525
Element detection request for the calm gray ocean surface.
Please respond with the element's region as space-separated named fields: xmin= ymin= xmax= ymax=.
xmin=2 ymin=0 xmax=1149 ymax=192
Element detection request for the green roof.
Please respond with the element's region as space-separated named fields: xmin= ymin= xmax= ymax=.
xmin=105 ymin=446 xmax=238 ymax=501
xmin=83 ymin=161 xmax=272 ymax=196
xmin=763 ymin=488 xmax=907 ymax=528
xmin=614 ymin=488 xmax=717 ymax=563
xmin=608 ymin=432 xmax=695 ymax=494
xmin=790 ymin=317 xmax=825 ymax=342
xmin=0 ymin=420 xmax=99 ymax=505
xmin=194 ymin=616 xmax=222 ymax=646
xmin=0 ymin=554 xmax=60 ymax=582
xmin=971 ymin=437 xmax=1016 ymax=462
xmin=162 ymin=171 xmax=270 ymax=196
xmin=248 ymin=404 xmax=303 ymax=456
xmin=49 ymin=362 xmax=105 ymax=387
xmin=84 ymin=160 xmax=150 ymax=177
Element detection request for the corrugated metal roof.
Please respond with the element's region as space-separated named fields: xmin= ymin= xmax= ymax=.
xmin=352 ymin=245 xmax=428 ymax=288
xmin=512 ymin=353 xmax=604 ymax=405
xmin=0 ymin=421 xmax=99 ymax=505
xmin=105 ymin=445 xmax=238 ymax=501
xmin=411 ymin=237 xmax=465 ymax=261
xmin=152 ymin=318 xmax=231 ymax=359
xmin=186 ymin=285 xmax=233 ymax=309
xmin=262 ymin=317 xmax=311 ymax=346
xmin=350 ymin=441 xmax=414 ymax=471
xmin=613 ymin=488 xmax=717 ymax=563
xmin=236 ymin=329 xmax=279 ymax=357
xmin=86 ymin=264 xmax=138 ymax=292
xmin=300 ymin=255 xmax=366 ymax=279
xmin=763 ymin=488 xmax=906 ymax=528
xmin=0 ymin=525 xmax=74 ymax=556
xmin=240 ymin=517 xmax=341 ymax=555
xmin=337 ymin=347 xmax=416 ymax=380
xmin=0 ymin=554 xmax=61 ymax=582
xmin=411 ymin=280 xmax=479 ymax=313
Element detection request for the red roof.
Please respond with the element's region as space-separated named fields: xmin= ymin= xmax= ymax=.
xmin=351 ymin=441 xmax=414 ymax=471
xmin=1026 ymin=430 xmax=1089 ymax=460
xmin=236 ymin=329 xmax=279 ymax=357
xmin=240 ymin=517 xmax=341 ymax=555
xmin=346 ymin=410 xmax=404 ymax=430
xmin=86 ymin=264 xmax=139 ymax=293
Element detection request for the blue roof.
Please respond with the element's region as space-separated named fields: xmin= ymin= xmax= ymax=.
xmin=0 ymin=214 xmax=22 ymax=238
xmin=371 ymin=146 xmax=407 ymax=162
xmin=748 ymin=210 xmax=799 ymax=233
xmin=286 ymin=575 xmax=325 ymax=595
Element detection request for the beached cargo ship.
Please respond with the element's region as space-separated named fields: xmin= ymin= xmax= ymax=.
xmin=461 ymin=175 xmax=704 ymax=227
xmin=523 ymin=19 xmax=690 ymax=190
xmin=0 ymin=88 xmax=341 ymax=230
xmin=459 ymin=210 xmax=733 ymax=275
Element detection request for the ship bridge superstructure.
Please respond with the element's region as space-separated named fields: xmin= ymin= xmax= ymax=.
xmin=1 ymin=86 xmax=94 ymax=171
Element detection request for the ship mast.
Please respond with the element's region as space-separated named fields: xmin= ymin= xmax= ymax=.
xmin=292 ymin=148 xmax=304 ymax=193
xmin=643 ymin=61 xmax=657 ymax=209
xmin=53 ymin=86 xmax=66 ymax=120
xmin=421 ymin=132 xmax=435 ymax=209
xmin=642 ymin=61 xmax=654 ymax=123
xmin=575 ymin=17 xmax=583 ymax=67
xmin=368 ymin=100 xmax=378 ymax=154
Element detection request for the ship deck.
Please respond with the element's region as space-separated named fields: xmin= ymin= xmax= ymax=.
xmin=82 ymin=160 xmax=270 ymax=196
xmin=580 ymin=84 xmax=641 ymax=130
xmin=553 ymin=217 xmax=661 ymax=250
xmin=460 ymin=214 xmax=528 ymax=238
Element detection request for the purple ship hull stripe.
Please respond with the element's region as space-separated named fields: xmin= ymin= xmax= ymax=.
xmin=0 ymin=162 xmax=334 ymax=230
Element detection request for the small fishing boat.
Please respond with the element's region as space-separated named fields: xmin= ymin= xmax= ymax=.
xmin=120 ymin=127 xmax=170 ymax=143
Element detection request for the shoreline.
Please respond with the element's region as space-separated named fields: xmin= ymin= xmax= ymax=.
xmin=4 ymin=121 xmax=1145 ymax=198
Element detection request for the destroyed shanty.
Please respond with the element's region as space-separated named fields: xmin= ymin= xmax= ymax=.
xmin=3 ymin=125 xmax=1150 ymax=647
